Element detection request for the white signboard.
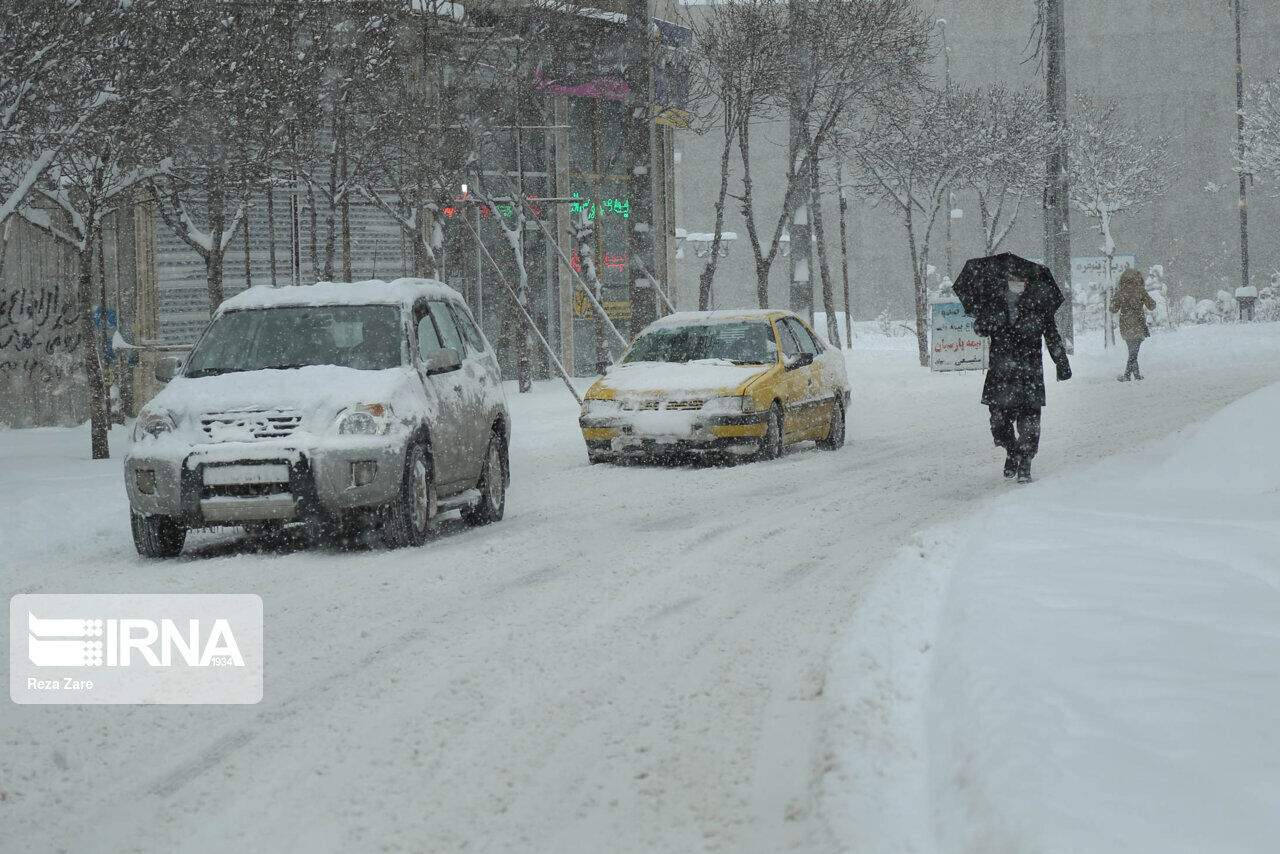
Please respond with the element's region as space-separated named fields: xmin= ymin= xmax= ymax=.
xmin=930 ymin=301 xmax=987 ymax=372
xmin=1071 ymin=254 xmax=1137 ymax=287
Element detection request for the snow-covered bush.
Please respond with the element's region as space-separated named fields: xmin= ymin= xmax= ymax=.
xmin=1144 ymin=266 xmax=1173 ymax=329
xmin=1195 ymin=299 xmax=1222 ymax=324
xmin=1258 ymin=287 xmax=1280 ymax=322
xmin=877 ymin=307 xmax=894 ymax=337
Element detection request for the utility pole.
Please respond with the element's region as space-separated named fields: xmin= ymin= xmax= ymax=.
xmin=939 ymin=19 xmax=953 ymax=281
xmin=1043 ymin=0 xmax=1073 ymax=348
xmin=623 ymin=0 xmax=658 ymax=337
xmin=1233 ymin=0 xmax=1251 ymax=294
xmin=788 ymin=0 xmax=813 ymax=319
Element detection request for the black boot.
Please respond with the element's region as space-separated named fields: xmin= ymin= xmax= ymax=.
xmin=1003 ymin=451 xmax=1019 ymax=479
xmin=1016 ymin=455 xmax=1033 ymax=484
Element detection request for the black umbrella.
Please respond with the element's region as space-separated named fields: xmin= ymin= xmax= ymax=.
xmin=952 ymin=252 xmax=1064 ymax=325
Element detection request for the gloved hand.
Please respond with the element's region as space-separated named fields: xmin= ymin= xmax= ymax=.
xmin=1056 ymin=359 xmax=1072 ymax=381
xmin=973 ymin=315 xmax=1001 ymax=337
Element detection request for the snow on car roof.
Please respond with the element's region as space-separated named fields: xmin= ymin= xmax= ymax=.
xmin=644 ymin=309 xmax=787 ymax=329
xmin=218 ymin=278 xmax=463 ymax=312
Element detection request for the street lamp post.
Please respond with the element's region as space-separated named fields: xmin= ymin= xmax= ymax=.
xmin=938 ymin=18 xmax=953 ymax=283
xmin=1233 ymin=0 xmax=1251 ymax=296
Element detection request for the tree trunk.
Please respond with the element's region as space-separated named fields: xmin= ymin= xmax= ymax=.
xmin=207 ymin=179 xmax=226 ymax=310
xmin=906 ymin=209 xmax=928 ymax=367
xmin=78 ymin=241 xmax=109 ymax=459
xmin=699 ymin=121 xmax=734 ymax=310
xmin=810 ymin=162 xmax=839 ymax=347
xmin=1044 ymin=0 xmax=1073 ymax=348
xmin=340 ymin=117 xmax=352 ymax=282
xmin=267 ymin=182 xmax=278 ymax=287
xmin=306 ymin=181 xmax=319 ymax=281
xmin=576 ymin=218 xmax=610 ymax=374
xmin=838 ymin=174 xmax=852 ymax=346
xmin=242 ymin=195 xmax=252 ymax=288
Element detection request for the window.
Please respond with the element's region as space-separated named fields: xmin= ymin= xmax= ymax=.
xmin=783 ymin=317 xmax=822 ymax=356
xmin=775 ymin=319 xmax=802 ymax=360
xmin=450 ymin=303 xmax=487 ymax=354
xmin=622 ymin=321 xmax=776 ymax=365
xmin=183 ymin=305 xmax=403 ymax=375
xmin=416 ymin=308 xmax=443 ymax=355
xmin=430 ymin=300 xmax=467 ymax=354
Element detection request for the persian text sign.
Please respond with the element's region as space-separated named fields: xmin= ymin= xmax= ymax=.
xmin=931 ymin=302 xmax=987 ymax=372
xmin=1070 ymin=255 xmax=1137 ymax=287
xmin=11 ymin=594 xmax=263 ymax=704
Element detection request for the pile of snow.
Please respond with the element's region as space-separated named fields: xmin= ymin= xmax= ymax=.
xmin=825 ymin=376 xmax=1280 ymax=852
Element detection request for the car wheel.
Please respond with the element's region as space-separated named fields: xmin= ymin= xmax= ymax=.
xmin=816 ymin=398 xmax=846 ymax=450
xmin=131 ymin=511 xmax=186 ymax=558
xmin=463 ymin=430 xmax=507 ymax=526
xmin=757 ymin=403 xmax=784 ymax=461
xmin=587 ymin=452 xmax=615 ymax=465
xmin=384 ymin=442 xmax=435 ymax=548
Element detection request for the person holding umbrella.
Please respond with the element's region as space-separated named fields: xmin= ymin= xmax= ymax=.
xmin=954 ymin=253 xmax=1072 ymax=483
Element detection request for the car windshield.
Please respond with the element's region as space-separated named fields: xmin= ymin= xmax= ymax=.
xmin=183 ymin=305 xmax=403 ymax=376
xmin=622 ymin=321 xmax=777 ymax=365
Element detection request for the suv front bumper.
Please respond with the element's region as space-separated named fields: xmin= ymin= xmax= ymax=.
xmin=125 ymin=438 xmax=406 ymax=525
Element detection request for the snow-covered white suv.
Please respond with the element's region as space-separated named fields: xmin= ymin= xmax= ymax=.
xmin=124 ymin=279 xmax=510 ymax=557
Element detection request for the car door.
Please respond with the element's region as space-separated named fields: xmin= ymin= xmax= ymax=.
xmin=446 ymin=299 xmax=502 ymax=420
xmin=413 ymin=302 xmax=469 ymax=491
xmin=772 ymin=318 xmax=814 ymax=440
xmin=428 ymin=299 xmax=485 ymax=484
xmin=786 ymin=316 xmax=837 ymax=436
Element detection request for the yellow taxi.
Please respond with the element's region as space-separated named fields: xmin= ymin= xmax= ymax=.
xmin=579 ymin=310 xmax=850 ymax=463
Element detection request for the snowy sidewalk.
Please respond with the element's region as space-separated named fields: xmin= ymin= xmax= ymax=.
xmin=825 ymin=381 xmax=1280 ymax=853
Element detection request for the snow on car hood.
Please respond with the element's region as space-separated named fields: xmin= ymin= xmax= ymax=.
xmin=599 ymin=360 xmax=770 ymax=398
xmin=144 ymin=364 xmax=418 ymax=436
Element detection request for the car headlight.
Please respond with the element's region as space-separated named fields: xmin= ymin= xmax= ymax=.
xmin=700 ymin=395 xmax=750 ymax=415
xmin=133 ymin=410 xmax=176 ymax=442
xmin=335 ymin=403 xmax=394 ymax=435
xmin=581 ymin=398 xmax=622 ymax=416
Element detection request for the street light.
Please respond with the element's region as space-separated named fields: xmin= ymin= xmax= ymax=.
xmin=686 ymin=231 xmax=736 ymax=258
xmin=779 ymin=232 xmax=791 ymax=258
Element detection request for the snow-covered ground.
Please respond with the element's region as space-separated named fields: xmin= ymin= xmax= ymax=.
xmin=824 ymin=325 xmax=1280 ymax=853
xmin=4 ymin=322 xmax=1280 ymax=852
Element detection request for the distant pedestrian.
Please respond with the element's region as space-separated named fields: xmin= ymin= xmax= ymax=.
xmin=1110 ymin=268 xmax=1156 ymax=381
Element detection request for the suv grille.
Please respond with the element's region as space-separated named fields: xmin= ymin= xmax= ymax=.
xmin=201 ymin=410 xmax=302 ymax=441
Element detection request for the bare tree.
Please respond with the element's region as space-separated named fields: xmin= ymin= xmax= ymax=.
xmin=1067 ymin=95 xmax=1169 ymax=285
xmin=1240 ymin=70 xmax=1280 ymax=184
xmin=967 ymin=85 xmax=1057 ymax=255
xmin=148 ymin=2 xmax=311 ymax=310
xmin=686 ymin=0 xmax=788 ymax=310
xmin=12 ymin=1 xmax=170 ymax=458
xmin=0 ymin=1 xmax=124 ymax=274
xmin=737 ymin=0 xmax=931 ymax=311
xmin=852 ymin=87 xmax=986 ymax=367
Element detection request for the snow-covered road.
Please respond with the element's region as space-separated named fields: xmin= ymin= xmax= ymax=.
xmin=5 ymin=323 xmax=1280 ymax=853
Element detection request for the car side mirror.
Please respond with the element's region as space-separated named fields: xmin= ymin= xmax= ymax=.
xmin=155 ymin=356 xmax=182 ymax=383
xmin=423 ymin=346 xmax=462 ymax=375
xmin=784 ymin=352 xmax=814 ymax=371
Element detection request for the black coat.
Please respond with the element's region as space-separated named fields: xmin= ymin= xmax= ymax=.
xmin=975 ymin=297 xmax=1069 ymax=410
